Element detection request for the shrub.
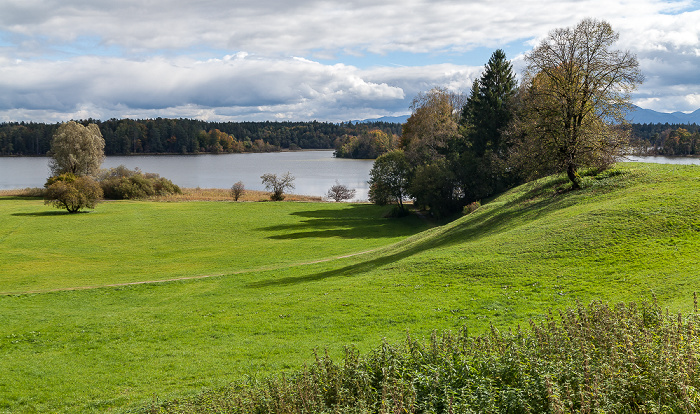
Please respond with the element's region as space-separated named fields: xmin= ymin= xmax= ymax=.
xmin=326 ymin=181 xmax=356 ymax=202
xmin=99 ymin=165 xmax=181 ymax=200
xmin=261 ymin=172 xmax=295 ymax=201
xmin=230 ymin=181 xmax=245 ymax=201
xmin=148 ymin=298 xmax=700 ymax=413
xmin=44 ymin=173 xmax=103 ymax=213
xmin=464 ymin=200 xmax=481 ymax=215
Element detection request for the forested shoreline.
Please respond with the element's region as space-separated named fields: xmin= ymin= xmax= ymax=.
xmin=0 ymin=118 xmax=401 ymax=156
xmin=3 ymin=117 xmax=700 ymax=159
xmin=630 ymin=123 xmax=700 ymax=156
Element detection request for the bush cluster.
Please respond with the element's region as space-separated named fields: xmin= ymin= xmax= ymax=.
xmin=99 ymin=165 xmax=182 ymax=200
xmin=148 ymin=298 xmax=700 ymax=413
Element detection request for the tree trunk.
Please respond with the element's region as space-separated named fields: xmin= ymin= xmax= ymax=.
xmin=567 ymin=163 xmax=581 ymax=189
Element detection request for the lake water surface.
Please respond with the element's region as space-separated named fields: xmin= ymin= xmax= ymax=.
xmin=0 ymin=151 xmax=375 ymax=200
xmin=1 ymin=153 xmax=698 ymax=199
xmin=625 ymin=155 xmax=700 ymax=165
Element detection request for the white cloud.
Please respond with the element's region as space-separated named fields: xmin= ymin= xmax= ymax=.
xmin=0 ymin=0 xmax=698 ymax=119
xmin=0 ymin=0 xmax=691 ymax=56
xmin=0 ymin=54 xmax=415 ymax=122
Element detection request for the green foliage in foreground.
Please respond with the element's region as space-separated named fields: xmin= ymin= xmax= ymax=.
xmin=147 ymin=298 xmax=700 ymax=413
xmin=1 ymin=162 xmax=699 ymax=413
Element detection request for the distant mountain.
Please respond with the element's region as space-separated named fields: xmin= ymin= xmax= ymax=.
xmin=357 ymin=108 xmax=700 ymax=126
xmin=356 ymin=115 xmax=410 ymax=124
xmin=626 ymin=106 xmax=700 ymax=124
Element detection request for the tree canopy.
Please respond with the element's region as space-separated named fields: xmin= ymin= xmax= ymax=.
xmin=514 ymin=18 xmax=643 ymax=188
xmin=457 ymin=49 xmax=519 ymax=202
xmin=48 ymin=121 xmax=105 ymax=176
xmin=461 ymin=49 xmax=518 ymax=158
xmin=368 ymin=150 xmax=411 ymax=208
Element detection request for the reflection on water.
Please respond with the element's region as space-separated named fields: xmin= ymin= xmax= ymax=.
xmin=0 ymin=151 xmax=374 ymax=200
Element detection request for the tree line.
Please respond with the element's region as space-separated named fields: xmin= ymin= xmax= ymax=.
xmin=630 ymin=124 xmax=700 ymax=156
xmin=0 ymin=118 xmax=401 ymax=156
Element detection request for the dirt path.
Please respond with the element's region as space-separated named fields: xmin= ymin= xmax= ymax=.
xmin=1 ymin=249 xmax=379 ymax=296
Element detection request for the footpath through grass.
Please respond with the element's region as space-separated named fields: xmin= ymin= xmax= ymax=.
xmin=1 ymin=162 xmax=699 ymax=413
xmin=0 ymin=201 xmax=427 ymax=294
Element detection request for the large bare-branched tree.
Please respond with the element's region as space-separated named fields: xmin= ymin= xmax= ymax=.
xmin=515 ymin=19 xmax=643 ymax=188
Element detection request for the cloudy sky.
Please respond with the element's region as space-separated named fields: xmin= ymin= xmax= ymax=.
xmin=1 ymin=0 xmax=698 ymax=123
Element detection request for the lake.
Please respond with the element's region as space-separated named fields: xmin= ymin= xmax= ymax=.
xmin=0 ymin=151 xmax=375 ymax=200
xmin=2 ymin=153 xmax=698 ymax=200
xmin=625 ymin=155 xmax=700 ymax=165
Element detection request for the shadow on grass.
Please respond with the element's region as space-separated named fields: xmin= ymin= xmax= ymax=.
xmin=249 ymin=178 xmax=599 ymax=289
xmin=12 ymin=210 xmax=88 ymax=217
xmin=260 ymin=204 xmax=430 ymax=240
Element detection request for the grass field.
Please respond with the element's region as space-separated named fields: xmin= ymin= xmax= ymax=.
xmin=1 ymin=162 xmax=699 ymax=413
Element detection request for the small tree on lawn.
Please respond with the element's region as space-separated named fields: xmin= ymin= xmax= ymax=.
xmin=230 ymin=181 xmax=245 ymax=201
xmin=261 ymin=172 xmax=295 ymax=201
xmin=44 ymin=173 xmax=103 ymax=213
xmin=327 ymin=181 xmax=356 ymax=202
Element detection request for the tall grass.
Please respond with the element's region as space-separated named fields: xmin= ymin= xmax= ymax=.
xmin=147 ymin=297 xmax=700 ymax=413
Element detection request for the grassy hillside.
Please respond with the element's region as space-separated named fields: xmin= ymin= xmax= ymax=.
xmin=1 ymin=162 xmax=699 ymax=413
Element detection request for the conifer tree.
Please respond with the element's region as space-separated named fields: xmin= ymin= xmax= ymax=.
xmin=457 ymin=49 xmax=518 ymax=201
xmin=461 ymin=49 xmax=518 ymax=157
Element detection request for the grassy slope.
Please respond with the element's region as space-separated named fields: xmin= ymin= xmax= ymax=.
xmin=1 ymin=162 xmax=699 ymax=413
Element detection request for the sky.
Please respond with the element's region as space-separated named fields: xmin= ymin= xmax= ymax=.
xmin=0 ymin=0 xmax=698 ymax=123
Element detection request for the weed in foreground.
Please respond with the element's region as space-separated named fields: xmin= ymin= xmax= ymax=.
xmin=146 ymin=297 xmax=700 ymax=413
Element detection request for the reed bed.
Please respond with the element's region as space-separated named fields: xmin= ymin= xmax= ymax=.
xmin=152 ymin=187 xmax=323 ymax=202
xmin=0 ymin=187 xmax=323 ymax=202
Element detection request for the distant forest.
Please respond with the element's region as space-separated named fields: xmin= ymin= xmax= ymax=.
xmin=0 ymin=118 xmax=402 ymax=156
xmin=630 ymin=123 xmax=700 ymax=156
xmin=2 ymin=118 xmax=699 ymax=158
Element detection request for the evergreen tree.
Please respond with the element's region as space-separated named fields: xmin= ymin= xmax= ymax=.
xmin=457 ymin=49 xmax=518 ymax=201
xmin=461 ymin=49 xmax=517 ymax=157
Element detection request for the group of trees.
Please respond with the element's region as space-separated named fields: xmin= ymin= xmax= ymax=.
xmin=0 ymin=119 xmax=401 ymax=156
xmin=333 ymin=129 xmax=399 ymax=159
xmin=44 ymin=121 xmax=181 ymax=213
xmin=42 ymin=119 xmax=358 ymax=211
xmin=370 ymin=19 xmax=643 ymax=217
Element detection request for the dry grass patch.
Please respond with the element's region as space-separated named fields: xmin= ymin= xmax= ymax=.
xmin=0 ymin=187 xmax=45 ymax=197
xmin=0 ymin=187 xmax=323 ymax=202
xmin=152 ymin=187 xmax=323 ymax=202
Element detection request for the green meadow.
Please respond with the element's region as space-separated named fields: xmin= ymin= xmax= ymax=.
xmin=1 ymin=162 xmax=699 ymax=413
